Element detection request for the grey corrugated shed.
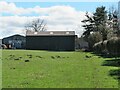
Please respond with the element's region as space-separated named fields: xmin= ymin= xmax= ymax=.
xmin=26 ymin=30 xmax=75 ymax=36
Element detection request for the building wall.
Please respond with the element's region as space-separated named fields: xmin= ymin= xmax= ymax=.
xmin=75 ymin=37 xmax=89 ymax=49
xmin=0 ymin=39 xmax=2 ymax=49
xmin=26 ymin=36 xmax=75 ymax=51
xmin=2 ymin=35 xmax=26 ymax=49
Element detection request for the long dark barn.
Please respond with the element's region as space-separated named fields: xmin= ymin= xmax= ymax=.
xmin=26 ymin=30 xmax=76 ymax=51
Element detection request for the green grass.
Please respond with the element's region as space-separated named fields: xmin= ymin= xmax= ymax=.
xmin=2 ymin=50 xmax=119 ymax=88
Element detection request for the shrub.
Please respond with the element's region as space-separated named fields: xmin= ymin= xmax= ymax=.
xmin=106 ymin=37 xmax=120 ymax=56
xmin=93 ymin=40 xmax=108 ymax=54
xmin=88 ymin=32 xmax=102 ymax=50
xmin=93 ymin=41 xmax=103 ymax=53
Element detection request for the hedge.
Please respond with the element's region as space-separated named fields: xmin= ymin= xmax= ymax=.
xmin=106 ymin=37 xmax=120 ymax=56
xmin=93 ymin=37 xmax=120 ymax=56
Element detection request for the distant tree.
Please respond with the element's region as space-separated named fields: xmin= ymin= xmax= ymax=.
xmin=93 ymin=6 xmax=108 ymax=41
xmin=112 ymin=10 xmax=119 ymax=37
xmin=81 ymin=12 xmax=94 ymax=41
xmin=25 ymin=19 xmax=47 ymax=32
xmin=81 ymin=6 xmax=108 ymax=50
xmin=88 ymin=32 xmax=102 ymax=50
xmin=107 ymin=6 xmax=119 ymax=37
xmin=82 ymin=6 xmax=108 ymax=41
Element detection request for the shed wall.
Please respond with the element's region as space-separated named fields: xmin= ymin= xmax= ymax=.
xmin=26 ymin=36 xmax=75 ymax=51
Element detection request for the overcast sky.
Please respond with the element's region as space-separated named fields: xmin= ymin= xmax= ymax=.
xmin=0 ymin=1 xmax=118 ymax=39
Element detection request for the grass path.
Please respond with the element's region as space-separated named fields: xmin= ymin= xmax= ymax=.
xmin=2 ymin=50 xmax=118 ymax=88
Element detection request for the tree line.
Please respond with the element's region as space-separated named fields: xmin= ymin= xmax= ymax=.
xmin=81 ymin=6 xmax=120 ymax=57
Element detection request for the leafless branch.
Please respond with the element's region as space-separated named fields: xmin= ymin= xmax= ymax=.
xmin=25 ymin=19 xmax=47 ymax=32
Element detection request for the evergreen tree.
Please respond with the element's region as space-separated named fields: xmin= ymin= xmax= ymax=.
xmin=81 ymin=12 xmax=94 ymax=41
xmin=93 ymin=6 xmax=108 ymax=41
xmin=82 ymin=6 xmax=108 ymax=41
xmin=112 ymin=10 xmax=120 ymax=37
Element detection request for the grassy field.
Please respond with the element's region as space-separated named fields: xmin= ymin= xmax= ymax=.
xmin=2 ymin=50 xmax=119 ymax=88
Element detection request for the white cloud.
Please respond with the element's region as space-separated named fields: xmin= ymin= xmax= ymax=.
xmin=0 ymin=1 xmax=89 ymax=39
xmin=0 ymin=1 xmax=32 ymax=15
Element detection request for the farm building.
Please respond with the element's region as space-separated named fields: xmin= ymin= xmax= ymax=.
xmin=2 ymin=34 xmax=26 ymax=49
xmin=75 ymin=37 xmax=89 ymax=49
xmin=26 ymin=30 xmax=76 ymax=51
xmin=0 ymin=39 xmax=2 ymax=49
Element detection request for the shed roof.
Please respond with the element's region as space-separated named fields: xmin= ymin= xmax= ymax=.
xmin=2 ymin=34 xmax=25 ymax=39
xmin=26 ymin=30 xmax=75 ymax=36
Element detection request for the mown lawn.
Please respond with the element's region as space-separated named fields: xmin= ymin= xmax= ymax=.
xmin=2 ymin=50 xmax=119 ymax=88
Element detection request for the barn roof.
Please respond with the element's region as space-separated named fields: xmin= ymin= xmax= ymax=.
xmin=26 ymin=30 xmax=75 ymax=36
xmin=2 ymin=34 xmax=25 ymax=39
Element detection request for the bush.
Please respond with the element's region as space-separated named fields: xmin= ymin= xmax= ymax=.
xmin=93 ymin=40 xmax=108 ymax=54
xmin=93 ymin=41 xmax=103 ymax=53
xmin=106 ymin=37 xmax=120 ymax=56
xmin=88 ymin=32 xmax=102 ymax=50
xmin=94 ymin=37 xmax=120 ymax=57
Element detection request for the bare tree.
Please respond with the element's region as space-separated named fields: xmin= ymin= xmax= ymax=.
xmin=25 ymin=19 xmax=47 ymax=32
xmin=108 ymin=6 xmax=119 ymax=37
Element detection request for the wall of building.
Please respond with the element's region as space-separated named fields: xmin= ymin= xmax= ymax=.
xmin=0 ymin=39 xmax=2 ymax=49
xmin=26 ymin=35 xmax=75 ymax=51
xmin=75 ymin=37 xmax=89 ymax=49
xmin=2 ymin=35 xmax=26 ymax=49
